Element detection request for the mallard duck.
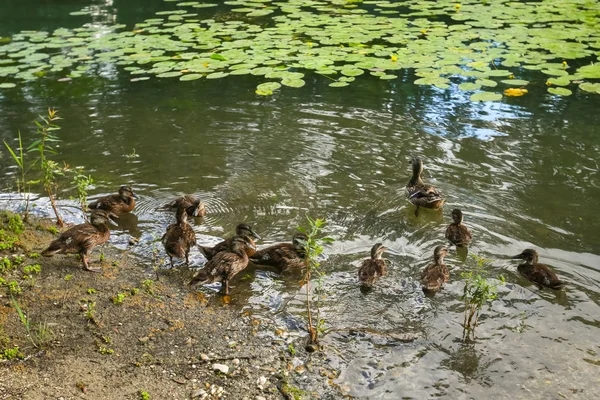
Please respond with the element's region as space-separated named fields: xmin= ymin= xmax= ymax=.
xmin=250 ymin=233 xmax=307 ymax=271
xmin=406 ymin=158 xmax=444 ymax=215
xmin=189 ymin=235 xmax=256 ymax=295
xmin=88 ymin=186 xmax=138 ymax=216
xmin=420 ymin=246 xmax=449 ymax=292
xmin=445 ymin=209 xmax=472 ymax=247
xmin=160 ymin=195 xmax=206 ymax=217
xmin=198 ymin=223 xmax=261 ymax=260
xmin=161 ymin=204 xmax=197 ymax=268
xmin=512 ymin=249 xmax=565 ymax=290
xmin=358 ymin=243 xmax=387 ymax=286
xmin=41 ymin=210 xmax=118 ymax=272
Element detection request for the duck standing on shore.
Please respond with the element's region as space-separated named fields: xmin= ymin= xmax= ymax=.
xmin=161 ymin=204 xmax=197 ymax=267
xmin=88 ymin=186 xmax=138 ymax=216
xmin=512 ymin=249 xmax=565 ymax=290
xmin=42 ymin=210 xmax=118 ymax=272
xmin=406 ymin=158 xmax=444 ymax=216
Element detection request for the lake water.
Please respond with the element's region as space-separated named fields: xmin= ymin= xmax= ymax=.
xmin=1 ymin=1 xmax=600 ymax=398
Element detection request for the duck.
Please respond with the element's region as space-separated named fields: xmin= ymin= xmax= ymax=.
xmin=406 ymin=158 xmax=444 ymax=215
xmin=189 ymin=235 xmax=256 ymax=295
xmin=88 ymin=186 xmax=138 ymax=216
xmin=160 ymin=195 xmax=206 ymax=217
xmin=161 ymin=204 xmax=197 ymax=267
xmin=250 ymin=232 xmax=307 ymax=271
xmin=512 ymin=249 xmax=565 ymax=290
xmin=41 ymin=210 xmax=118 ymax=272
xmin=420 ymin=245 xmax=449 ymax=292
xmin=198 ymin=223 xmax=261 ymax=260
xmin=358 ymin=243 xmax=387 ymax=286
xmin=445 ymin=209 xmax=472 ymax=247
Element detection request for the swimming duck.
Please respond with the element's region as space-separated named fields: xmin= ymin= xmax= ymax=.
xmin=420 ymin=246 xmax=449 ymax=292
xmin=41 ymin=210 xmax=118 ymax=272
xmin=161 ymin=204 xmax=197 ymax=268
xmin=512 ymin=249 xmax=565 ymax=290
xmin=250 ymin=232 xmax=307 ymax=271
xmin=88 ymin=186 xmax=138 ymax=216
xmin=198 ymin=223 xmax=261 ymax=260
xmin=445 ymin=209 xmax=472 ymax=247
xmin=160 ymin=195 xmax=206 ymax=217
xmin=406 ymin=158 xmax=444 ymax=215
xmin=189 ymin=235 xmax=256 ymax=295
xmin=358 ymin=243 xmax=388 ymax=286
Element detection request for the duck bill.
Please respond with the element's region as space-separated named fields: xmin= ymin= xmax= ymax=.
xmin=250 ymin=230 xmax=261 ymax=240
xmin=132 ymin=193 xmax=140 ymax=199
xmin=108 ymin=213 xmax=119 ymax=226
xmin=512 ymin=254 xmax=524 ymax=259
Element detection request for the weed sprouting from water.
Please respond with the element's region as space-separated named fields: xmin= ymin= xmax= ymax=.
xmin=3 ymin=131 xmax=32 ymax=221
xmin=297 ymin=217 xmax=334 ymax=350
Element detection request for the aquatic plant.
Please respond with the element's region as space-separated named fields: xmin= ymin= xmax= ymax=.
xmin=71 ymin=168 xmax=94 ymax=221
xmin=1 ymin=0 xmax=600 ymax=100
xmin=3 ymin=131 xmax=32 ymax=221
xmin=297 ymin=217 xmax=334 ymax=349
xmin=461 ymin=254 xmax=504 ymax=340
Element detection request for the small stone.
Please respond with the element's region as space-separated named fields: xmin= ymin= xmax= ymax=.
xmin=256 ymin=397 xmax=267 ymax=400
xmin=232 ymin=358 xmax=240 ymax=366
xmin=138 ymin=337 xmax=149 ymax=344
xmin=212 ymin=363 xmax=229 ymax=374
xmin=192 ymin=364 xmax=197 ymax=369
xmin=191 ymin=388 xmax=207 ymax=398
xmin=256 ymin=376 xmax=268 ymax=390
xmin=199 ymin=353 xmax=209 ymax=361
xmin=294 ymin=365 xmax=305 ymax=374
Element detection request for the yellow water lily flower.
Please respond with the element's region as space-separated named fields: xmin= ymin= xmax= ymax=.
xmin=391 ymin=55 xmax=398 ymax=62
xmin=455 ymin=4 xmax=461 ymax=9
xmin=504 ymin=88 xmax=528 ymax=97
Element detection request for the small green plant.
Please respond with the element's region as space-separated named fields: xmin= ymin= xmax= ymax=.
xmin=3 ymin=131 xmax=32 ymax=221
xmin=87 ymin=288 xmax=97 ymax=295
xmin=102 ymin=335 xmax=112 ymax=344
xmin=142 ymin=279 xmax=155 ymax=295
xmin=71 ymin=168 xmax=94 ymax=220
xmin=28 ymin=252 xmax=40 ymax=258
xmin=461 ymin=254 xmax=505 ymax=340
xmin=84 ymin=300 xmax=96 ymax=322
xmin=112 ymin=292 xmax=127 ymax=305
xmin=0 ymin=230 xmax=18 ymax=250
xmin=99 ymin=252 xmax=105 ymax=262
xmin=23 ymin=263 xmax=41 ymax=279
xmin=297 ymin=217 xmax=334 ymax=347
xmin=95 ymin=340 xmax=114 ymax=355
xmin=0 ymin=346 xmax=24 ymax=360
xmin=131 ymin=287 xmax=139 ymax=295
xmin=64 ymin=274 xmax=73 ymax=281
xmin=0 ymin=257 xmax=13 ymax=273
xmin=288 ymin=343 xmax=296 ymax=356
xmin=12 ymin=255 xmax=24 ymax=266
xmin=7 ymin=214 xmax=24 ymax=235
xmin=125 ymin=148 xmax=140 ymax=159
xmin=11 ymin=296 xmax=53 ymax=348
xmin=139 ymin=390 xmax=150 ymax=400
xmin=4 ymin=280 xmax=22 ymax=295
xmin=27 ymin=108 xmax=65 ymax=227
xmin=46 ymin=225 xmax=58 ymax=235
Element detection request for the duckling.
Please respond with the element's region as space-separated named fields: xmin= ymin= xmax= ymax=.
xmin=189 ymin=235 xmax=256 ymax=295
xmin=420 ymin=246 xmax=449 ymax=292
xmin=445 ymin=209 xmax=472 ymax=247
xmin=250 ymin=233 xmax=307 ymax=271
xmin=512 ymin=249 xmax=565 ymax=290
xmin=406 ymin=158 xmax=444 ymax=216
xmin=41 ymin=210 xmax=118 ymax=272
xmin=88 ymin=186 xmax=138 ymax=216
xmin=160 ymin=195 xmax=206 ymax=217
xmin=199 ymin=223 xmax=261 ymax=260
xmin=161 ymin=204 xmax=197 ymax=268
xmin=358 ymin=243 xmax=387 ymax=286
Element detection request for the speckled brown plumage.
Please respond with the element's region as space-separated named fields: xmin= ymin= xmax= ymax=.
xmin=250 ymin=233 xmax=307 ymax=271
xmin=358 ymin=243 xmax=387 ymax=286
xmin=42 ymin=210 xmax=117 ymax=272
xmin=406 ymin=158 xmax=444 ymax=214
xmin=189 ymin=236 xmax=255 ymax=295
xmin=420 ymin=246 xmax=449 ymax=292
xmin=161 ymin=205 xmax=197 ymax=267
xmin=513 ymin=249 xmax=565 ymax=290
xmin=88 ymin=185 xmax=138 ymax=216
xmin=161 ymin=195 xmax=206 ymax=217
xmin=445 ymin=209 xmax=472 ymax=247
xmin=199 ymin=223 xmax=260 ymax=260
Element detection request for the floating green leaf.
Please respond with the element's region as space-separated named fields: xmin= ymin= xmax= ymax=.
xmin=0 ymin=82 xmax=16 ymax=88
xmin=179 ymin=73 xmax=202 ymax=81
xmin=470 ymin=92 xmax=503 ymax=102
xmin=547 ymin=87 xmax=572 ymax=96
xmin=500 ymin=79 xmax=529 ymax=86
xmin=329 ymin=81 xmax=349 ymax=87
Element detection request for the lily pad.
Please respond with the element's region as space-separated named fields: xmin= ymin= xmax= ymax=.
xmin=547 ymin=87 xmax=572 ymax=96
xmin=179 ymin=73 xmax=202 ymax=81
xmin=206 ymin=71 xmax=228 ymax=79
xmin=470 ymin=92 xmax=503 ymax=102
xmin=0 ymin=82 xmax=16 ymax=88
xmin=329 ymin=81 xmax=349 ymax=87
xmin=500 ymin=79 xmax=529 ymax=86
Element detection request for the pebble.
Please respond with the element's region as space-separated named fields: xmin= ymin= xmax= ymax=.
xmin=199 ymin=353 xmax=209 ymax=361
xmin=191 ymin=388 xmax=207 ymax=399
xmin=256 ymin=376 xmax=268 ymax=390
xmin=256 ymin=397 xmax=267 ymax=400
xmin=232 ymin=358 xmax=240 ymax=366
xmin=212 ymin=363 xmax=229 ymax=374
xmin=138 ymin=337 xmax=149 ymax=344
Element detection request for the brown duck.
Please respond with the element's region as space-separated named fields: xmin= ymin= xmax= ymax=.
xmin=420 ymin=246 xmax=449 ymax=292
xmin=250 ymin=232 xmax=307 ymax=271
xmin=189 ymin=236 xmax=256 ymax=295
xmin=160 ymin=195 xmax=206 ymax=217
xmin=199 ymin=223 xmax=261 ymax=260
xmin=358 ymin=243 xmax=388 ymax=286
xmin=445 ymin=209 xmax=472 ymax=247
xmin=406 ymin=158 xmax=444 ymax=215
xmin=161 ymin=204 xmax=197 ymax=267
xmin=512 ymin=249 xmax=565 ymax=290
xmin=42 ymin=210 xmax=118 ymax=272
xmin=88 ymin=186 xmax=138 ymax=216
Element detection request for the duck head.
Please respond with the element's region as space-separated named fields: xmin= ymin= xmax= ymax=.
xmin=512 ymin=249 xmax=539 ymax=264
xmin=451 ymin=209 xmax=464 ymax=224
xmin=235 ymin=223 xmax=261 ymax=240
xmin=119 ymin=186 xmax=139 ymax=200
xmin=232 ymin=235 xmax=257 ymax=252
xmin=192 ymin=200 xmax=206 ymax=217
xmin=370 ymin=243 xmax=387 ymax=260
xmin=90 ymin=210 xmax=119 ymax=227
xmin=433 ymin=245 xmax=448 ymax=263
xmin=292 ymin=232 xmax=308 ymax=252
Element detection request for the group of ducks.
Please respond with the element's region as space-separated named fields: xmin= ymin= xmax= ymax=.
xmin=40 ymin=158 xmax=565 ymax=295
